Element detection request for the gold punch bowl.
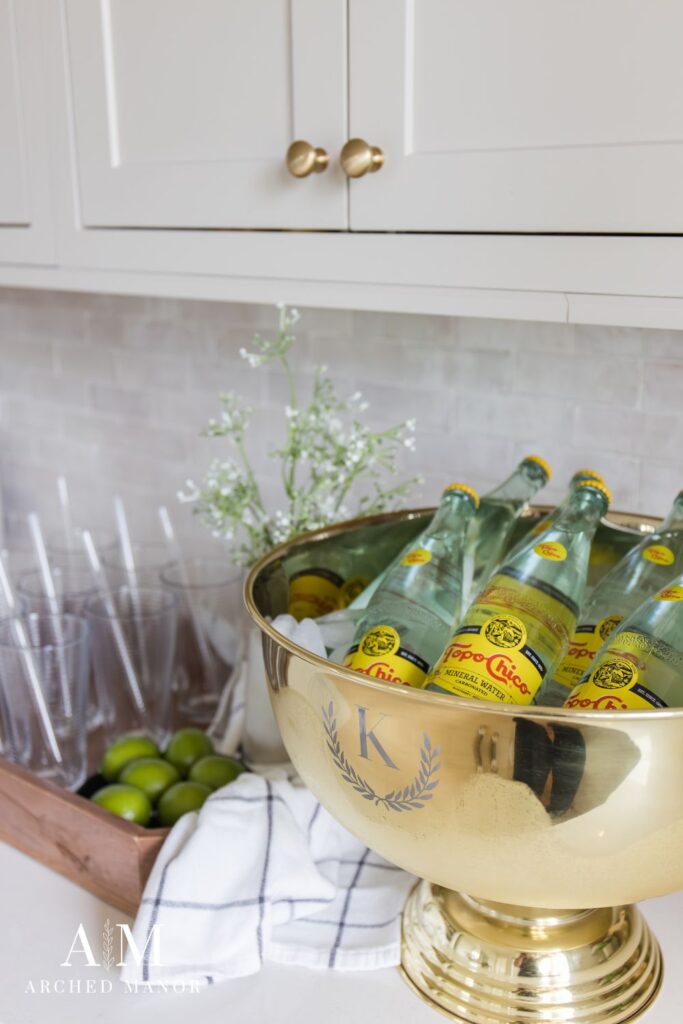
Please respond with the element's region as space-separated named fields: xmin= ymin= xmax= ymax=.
xmin=246 ymin=508 xmax=673 ymax=1024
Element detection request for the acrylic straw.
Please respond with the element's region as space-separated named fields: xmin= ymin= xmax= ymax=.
xmin=82 ymin=529 xmax=146 ymax=715
xmin=113 ymin=496 xmax=151 ymax=688
xmin=27 ymin=512 xmax=72 ymax=718
xmin=158 ymin=505 xmax=215 ymax=686
xmin=0 ymin=555 xmax=62 ymax=764
xmin=57 ymin=477 xmax=73 ymax=550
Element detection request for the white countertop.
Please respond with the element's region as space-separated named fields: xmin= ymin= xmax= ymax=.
xmin=0 ymin=840 xmax=681 ymax=1024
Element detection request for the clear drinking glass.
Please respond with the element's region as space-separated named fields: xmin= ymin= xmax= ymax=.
xmin=102 ymin=542 xmax=177 ymax=588
xmin=86 ymin=587 xmax=177 ymax=746
xmin=17 ymin=568 xmax=102 ymax=729
xmin=0 ymin=614 xmax=90 ymax=790
xmin=160 ymin=560 xmax=245 ymax=725
xmin=1 ymin=547 xmax=38 ymax=587
xmin=47 ymin=528 xmax=117 ymax=571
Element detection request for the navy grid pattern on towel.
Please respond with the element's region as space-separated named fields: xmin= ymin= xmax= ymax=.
xmin=123 ymin=773 xmax=415 ymax=987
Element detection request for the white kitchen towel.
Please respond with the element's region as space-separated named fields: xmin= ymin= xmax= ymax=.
xmin=121 ymin=772 xmax=415 ymax=986
xmin=122 ymin=613 xmax=415 ymax=986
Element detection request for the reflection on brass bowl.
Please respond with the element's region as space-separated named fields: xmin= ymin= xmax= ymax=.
xmin=246 ymin=508 xmax=672 ymax=1023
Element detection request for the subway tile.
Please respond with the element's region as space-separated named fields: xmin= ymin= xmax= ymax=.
xmin=639 ymin=460 xmax=683 ymax=518
xmin=572 ymin=405 xmax=639 ymax=455
xmin=17 ymin=301 xmax=86 ymax=343
xmin=1 ymin=396 xmax=66 ymax=435
xmin=572 ymin=323 xmax=647 ymax=358
xmin=447 ymin=347 xmax=513 ymax=393
xmin=352 ymin=309 xmax=453 ymax=343
xmin=451 ymin=391 xmax=575 ymax=441
xmin=457 ymin=318 xmax=576 ymax=354
xmin=642 ymin=361 xmax=683 ymax=414
xmin=512 ymin=350 xmax=642 ymax=408
xmin=633 ymin=329 xmax=683 ymax=359
xmin=190 ymin=358 xmax=265 ymax=400
xmin=0 ymin=333 xmax=54 ymax=371
xmin=26 ymin=371 xmax=89 ymax=407
xmin=53 ymin=339 xmax=116 ymax=379
xmin=63 ymin=411 xmax=189 ymax=463
xmin=89 ymin=382 xmax=149 ymax=419
xmin=119 ymin=316 xmax=207 ymax=355
xmin=630 ymin=412 xmax=683 ymax=462
xmin=113 ymin=348 xmax=189 ymax=392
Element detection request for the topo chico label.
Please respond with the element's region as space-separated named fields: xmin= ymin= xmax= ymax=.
xmin=564 ymin=631 xmax=669 ymax=711
xmin=344 ymin=624 xmax=429 ymax=688
xmin=533 ymin=540 xmax=567 ymax=562
xmin=656 ymin=584 xmax=683 ymax=601
xmin=424 ymin=568 xmax=578 ymax=704
xmin=552 ymin=614 xmax=624 ymax=689
xmin=288 ymin=567 xmax=344 ymax=620
xmin=426 ymin=613 xmax=546 ymax=704
xmin=642 ymin=544 xmax=675 ymax=566
xmin=401 ymin=547 xmax=432 ymax=567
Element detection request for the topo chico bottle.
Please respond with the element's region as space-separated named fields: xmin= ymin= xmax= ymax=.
xmin=424 ymin=480 xmax=611 ymax=704
xmin=539 ymin=489 xmax=683 ymax=705
xmin=286 ymin=514 xmax=425 ymax=621
xmin=563 ymin=577 xmax=683 ymax=711
xmin=343 ymin=484 xmax=479 ymax=688
xmin=503 ymin=468 xmax=604 ymax=564
xmin=287 ymin=548 xmax=356 ymax=621
xmin=470 ymin=455 xmax=552 ymax=595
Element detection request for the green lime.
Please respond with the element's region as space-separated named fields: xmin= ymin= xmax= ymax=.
xmin=164 ymin=729 xmax=214 ymax=777
xmin=91 ymin=784 xmax=152 ymax=826
xmin=158 ymin=781 xmax=212 ymax=827
xmin=118 ymin=757 xmax=180 ymax=804
xmin=189 ymin=754 xmax=245 ymax=791
xmin=101 ymin=735 xmax=161 ymax=782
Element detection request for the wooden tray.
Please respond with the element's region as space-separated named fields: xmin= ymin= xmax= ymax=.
xmin=0 ymin=757 xmax=168 ymax=915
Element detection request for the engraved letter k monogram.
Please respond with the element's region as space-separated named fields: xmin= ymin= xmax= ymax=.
xmin=357 ymin=706 xmax=398 ymax=770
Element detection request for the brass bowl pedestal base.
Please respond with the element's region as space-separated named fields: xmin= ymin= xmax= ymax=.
xmin=401 ymin=881 xmax=662 ymax=1024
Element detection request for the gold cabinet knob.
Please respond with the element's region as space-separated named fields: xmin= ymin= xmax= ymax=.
xmin=339 ymin=138 xmax=384 ymax=178
xmin=286 ymin=140 xmax=329 ymax=178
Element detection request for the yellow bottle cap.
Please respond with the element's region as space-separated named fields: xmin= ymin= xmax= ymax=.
xmin=573 ymin=468 xmax=605 ymax=483
xmin=443 ymin=483 xmax=480 ymax=509
xmin=576 ymin=479 xmax=612 ymax=508
xmin=522 ymin=454 xmax=552 ymax=481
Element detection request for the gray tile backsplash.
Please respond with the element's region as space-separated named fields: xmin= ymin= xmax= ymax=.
xmin=1 ymin=287 xmax=682 ymax=554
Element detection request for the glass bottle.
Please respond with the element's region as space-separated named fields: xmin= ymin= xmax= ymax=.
xmin=564 ymin=577 xmax=683 ymax=711
xmin=424 ymin=480 xmax=611 ymax=704
xmin=343 ymin=484 xmax=479 ymax=688
xmin=540 ymin=490 xmax=683 ymax=705
xmin=503 ymin=468 xmax=604 ymax=564
xmin=470 ymin=455 xmax=552 ymax=596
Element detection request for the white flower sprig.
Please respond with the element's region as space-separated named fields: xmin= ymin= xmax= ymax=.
xmin=180 ymin=304 xmax=419 ymax=566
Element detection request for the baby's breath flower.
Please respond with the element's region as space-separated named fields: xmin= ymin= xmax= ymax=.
xmin=182 ymin=305 xmax=419 ymax=566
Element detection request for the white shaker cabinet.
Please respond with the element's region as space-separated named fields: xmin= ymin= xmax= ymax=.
xmin=348 ymin=0 xmax=683 ymax=232
xmin=64 ymin=0 xmax=348 ymax=230
xmin=0 ymin=0 xmax=55 ymax=263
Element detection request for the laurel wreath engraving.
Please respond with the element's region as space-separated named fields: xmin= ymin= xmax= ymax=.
xmin=322 ymin=701 xmax=440 ymax=811
xmin=101 ymin=918 xmax=115 ymax=971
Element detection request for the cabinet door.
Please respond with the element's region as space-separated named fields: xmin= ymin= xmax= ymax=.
xmin=0 ymin=0 xmax=55 ymax=263
xmin=64 ymin=0 xmax=347 ymax=230
xmin=349 ymin=0 xmax=683 ymax=232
